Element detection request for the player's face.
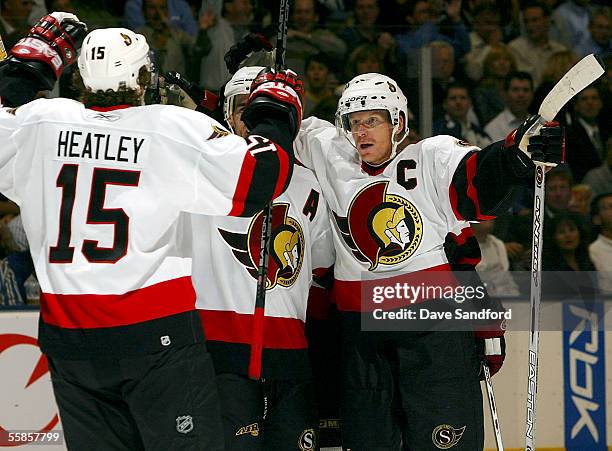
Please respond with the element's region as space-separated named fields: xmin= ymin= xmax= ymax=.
xmin=554 ymin=221 xmax=580 ymax=252
xmin=348 ymin=110 xmax=394 ymax=165
xmin=229 ymin=94 xmax=250 ymax=138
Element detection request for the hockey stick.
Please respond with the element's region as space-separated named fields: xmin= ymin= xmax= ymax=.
xmin=522 ymin=54 xmax=604 ymax=451
xmin=248 ymin=0 xmax=291 ymax=381
xmin=482 ymin=362 xmax=504 ymax=450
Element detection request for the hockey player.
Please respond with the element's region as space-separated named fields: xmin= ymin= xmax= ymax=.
xmin=294 ymin=73 xmax=563 ymax=450
xmin=189 ymin=66 xmax=334 ymax=450
xmin=0 ymin=25 xmax=303 ymax=450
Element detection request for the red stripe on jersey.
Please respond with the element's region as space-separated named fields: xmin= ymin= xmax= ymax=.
xmin=229 ymin=152 xmax=257 ymax=216
xmin=307 ymin=286 xmax=331 ymax=320
xmin=449 ymin=183 xmax=462 ymax=221
xmin=199 ymin=310 xmax=307 ymax=349
xmin=449 ymin=226 xmax=474 ymax=245
xmin=40 ymin=277 xmax=196 ymax=329
xmin=333 ymin=264 xmax=456 ymax=312
xmin=272 ymin=145 xmax=290 ymax=199
xmin=466 ymin=153 xmax=496 ymax=221
xmin=89 ymin=105 xmax=132 ymax=112
xmin=457 ymin=257 xmax=482 ymax=266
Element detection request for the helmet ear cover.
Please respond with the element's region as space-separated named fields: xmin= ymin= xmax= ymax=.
xmin=78 ymin=28 xmax=150 ymax=92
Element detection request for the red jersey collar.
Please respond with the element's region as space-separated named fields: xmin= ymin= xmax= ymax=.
xmin=88 ymin=105 xmax=133 ymax=112
xmin=361 ymin=159 xmax=391 ymax=176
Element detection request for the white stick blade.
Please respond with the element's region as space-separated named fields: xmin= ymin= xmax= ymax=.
xmin=539 ymin=54 xmax=604 ymax=121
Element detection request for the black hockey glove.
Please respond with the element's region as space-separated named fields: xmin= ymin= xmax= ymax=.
xmin=504 ymin=115 xmax=565 ymax=168
xmin=224 ymin=33 xmax=273 ymax=75
xmin=242 ymin=68 xmax=304 ymax=138
xmin=6 ymin=12 xmax=87 ymax=91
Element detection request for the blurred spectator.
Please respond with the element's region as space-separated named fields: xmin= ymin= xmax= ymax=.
xmin=433 ymin=81 xmax=491 ymax=147
xmin=339 ymin=0 xmax=404 ymax=75
xmin=471 ymin=44 xmax=517 ymax=125
xmin=484 ymin=71 xmax=533 ymax=142
xmin=303 ymin=53 xmax=338 ymax=118
xmin=542 ymin=213 xmax=597 ymax=299
xmin=569 ymin=184 xmax=594 ymax=217
xmin=395 ymin=0 xmax=471 ymax=63
xmin=583 ymin=137 xmax=612 ymax=197
xmin=124 ymin=0 xmax=198 ymax=37
xmin=546 ymin=169 xmax=574 ymax=219
xmin=589 ymin=192 xmax=612 ymax=293
xmin=0 ymin=0 xmax=34 ymax=48
xmin=28 ymin=0 xmax=44 ymax=24
xmin=551 ymin=0 xmax=591 ymax=53
xmin=137 ymin=0 xmax=192 ymax=74
xmin=463 ymin=3 xmax=503 ymax=82
xmin=530 ymin=50 xmax=578 ymax=116
xmin=508 ymin=1 xmax=567 ymax=87
xmin=199 ymin=0 xmax=254 ymax=91
xmin=565 ymin=85 xmax=607 ymax=182
xmin=472 ymin=220 xmax=520 ymax=297
xmin=345 ymin=43 xmax=385 ymax=81
xmin=575 ymin=7 xmax=612 ymax=59
xmin=285 ymin=0 xmax=347 ymax=77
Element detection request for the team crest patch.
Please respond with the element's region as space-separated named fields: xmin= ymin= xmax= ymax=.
xmin=120 ymin=32 xmax=132 ymax=46
xmin=432 ymin=424 xmax=466 ymax=449
xmin=456 ymin=139 xmax=472 ymax=147
xmin=334 ymin=181 xmax=423 ymax=270
xmin=176 ymin=415 xmax=194 ymax=434
xmin=207 ymin=124 xmax=230 ymax=140
xmin=298 ymin=428 xmax=315 ymax=450
xmin=236 ymin=422 xmax=260 ymax=437
xmin=219 ymin=203 xmax=305 ymax=289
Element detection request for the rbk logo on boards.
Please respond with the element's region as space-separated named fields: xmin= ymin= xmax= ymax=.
xmin=0 ymin=334 xmax=59 ymax=446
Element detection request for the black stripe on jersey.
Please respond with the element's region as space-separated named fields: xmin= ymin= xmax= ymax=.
xmin=240 ymin=119 xmax=295 ymax=217
xmin=451 ymin=141 xmax=533 ymax=221
xmin=38 ymin=311 xmax=205 ymax=359
xmin=0 ymin=65 xmax=44 ymax=107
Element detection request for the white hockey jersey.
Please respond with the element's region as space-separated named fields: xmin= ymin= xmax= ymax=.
xmin=295 ymin=117 xmax=482 ymax=312
xmin=0 ymin=98 xmax=290 ymax=331
xmin=190 ymin=164 xmax=334 ymax=379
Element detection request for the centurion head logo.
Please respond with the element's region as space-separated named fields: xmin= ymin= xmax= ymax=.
xmin=219 ymin=203 xmax=305 ymax=289
xmin=334 ymin=181 xmax=422 ymax=270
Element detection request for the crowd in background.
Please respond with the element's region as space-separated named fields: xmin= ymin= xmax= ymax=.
xmin=0 ymin=0 xmax=611 ymax=304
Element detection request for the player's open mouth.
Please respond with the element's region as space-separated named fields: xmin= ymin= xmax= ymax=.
xmin=359 ymin=143 xmax=373 ymax=150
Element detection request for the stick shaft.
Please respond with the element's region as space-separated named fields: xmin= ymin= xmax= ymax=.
xmin=249 ymin=0 xmax=291 ymax=380
xmin=483 ymin=363 xmax=504 ymax=451
xmin=525 ymin=163 xmax=546 ymax=451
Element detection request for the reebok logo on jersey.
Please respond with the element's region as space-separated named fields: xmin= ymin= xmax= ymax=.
xmin=236 ymin=422 xmax=259 ymax=437
xmin=432 ymin=424 xmax=466 ymax=449
xmin=176 ymin=415 xmax=194 ymax=434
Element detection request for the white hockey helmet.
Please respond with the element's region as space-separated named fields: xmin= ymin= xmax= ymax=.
xmin=223 ymin=66 xmax=264 ymax=131
xmin=336 ymin=73 xmax=409 ymax=162
xmin=78 ymin=28 xmax=150 ymax=92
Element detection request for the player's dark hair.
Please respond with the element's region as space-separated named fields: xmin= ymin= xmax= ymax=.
xmin=81 ymin=67 xmax=151 ymax=108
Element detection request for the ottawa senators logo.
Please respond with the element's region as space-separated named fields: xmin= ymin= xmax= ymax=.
xmin=334 ymin=181 xmax=422 ymax=270
xmin=219 ymin=203 xmax=305 ymax=289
